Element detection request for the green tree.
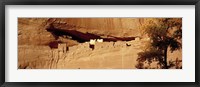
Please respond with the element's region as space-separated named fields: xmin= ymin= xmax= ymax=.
xmin=136 ymin=18 xmax=182 ymax=69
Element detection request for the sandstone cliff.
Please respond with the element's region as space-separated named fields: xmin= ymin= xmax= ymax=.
xmin=18 ymin=18 xmax=182 ymax=69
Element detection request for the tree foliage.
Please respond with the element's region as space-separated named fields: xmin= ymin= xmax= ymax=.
xmin=136 ymin=18 xmax=182 ymax=69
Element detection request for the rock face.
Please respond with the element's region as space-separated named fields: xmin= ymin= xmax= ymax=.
xmin=18 ymin=18 xmax=55 ymax=45
xmin=18 ymin=40 xmax=145 ymax=69
xmin=50 ymin=18 xmax=142 ymax=37
xmin=18 ymin=18 xmax=143 ymax=45
xmin=18 ymin=18 xmax=182 ymax=69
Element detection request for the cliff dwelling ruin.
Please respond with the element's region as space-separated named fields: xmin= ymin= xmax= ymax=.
xmin=18 ymin=18 xmax=182 ymax=69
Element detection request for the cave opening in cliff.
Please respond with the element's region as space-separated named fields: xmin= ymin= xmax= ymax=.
xmin=46 ymin=24 xmax=103 ymax=42
xmin=46 ymin=23 xmax=137 ymax=49
xmin=46 ymin=24 xmax=102 ymax=48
